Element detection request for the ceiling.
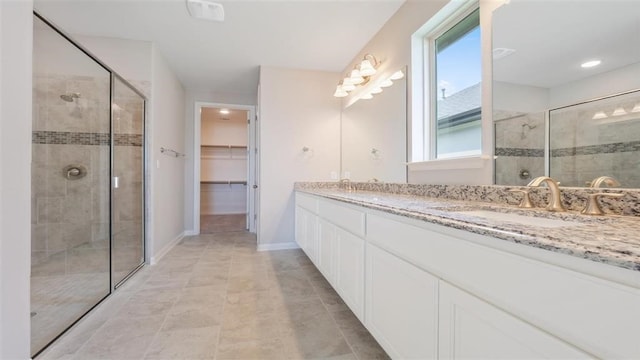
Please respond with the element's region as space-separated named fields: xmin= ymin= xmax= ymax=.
xmin=34 ymin=0 xmax=405 ymax=98
xmin=493 ymin=0 xmax=640 ymax=89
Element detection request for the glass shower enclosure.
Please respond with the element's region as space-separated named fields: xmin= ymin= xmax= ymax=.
xmin=31 ymin=13 xmax=145 ymax=356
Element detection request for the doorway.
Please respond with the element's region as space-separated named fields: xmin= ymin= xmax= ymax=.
xmin=195 ymin=103 xmax=257 ymax=234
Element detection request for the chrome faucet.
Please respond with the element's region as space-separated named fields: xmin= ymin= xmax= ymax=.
xmin=339 ymin=178 xmax=353 ymax=192
xmin=589 ymin=176 xmax=620 ymax=188
xmin=527 ymin=176 xmax=566 ymax=212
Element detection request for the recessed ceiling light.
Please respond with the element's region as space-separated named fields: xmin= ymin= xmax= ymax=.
xmin=219 ymin=108 xmax=230 ymax=114
xmin=581 ymin=60 xmax=601 ymax=68
xmin=186 ymin=0 xmax=224 ymax=22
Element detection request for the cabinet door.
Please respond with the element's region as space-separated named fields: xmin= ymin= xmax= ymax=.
xmin=294 ymin=206 xmax=308 ymax=251
xmin=365 ymin=244 xmax=439 ymax=359
xmin=303 ymin=210 xmax=318 ymax=263
xmin=335 ymin=227 xmax=365 ymax=321
xmin=439 ymin=281 xmax=591 ymax=359
xmin=317 ymin=218 xmax=336 ymax=283
xmin=295 ymin=206 xmax=317 ymax=262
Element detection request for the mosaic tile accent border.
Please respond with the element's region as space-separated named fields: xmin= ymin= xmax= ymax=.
xmin=551 ymin=141 xmax=640 ymax=157
xmin=32 ymin=131 xmax=142 ymax=146
xmin=495 ymin=148 xmax=544 ymax=157
xmin=114 ymin=133 xmax=143 ymax=147
xmin=497 ymin=141 xmax=640 ymax=158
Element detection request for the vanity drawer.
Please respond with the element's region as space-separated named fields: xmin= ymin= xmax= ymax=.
xmin=318 ymin=199 xmax=365 ymax=237
xmin=296 ymin=192 xmax=318 ymax=213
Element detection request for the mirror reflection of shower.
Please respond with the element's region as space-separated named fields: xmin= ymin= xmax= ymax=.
xmin=60 ymin=92 xmax=84 ymax=118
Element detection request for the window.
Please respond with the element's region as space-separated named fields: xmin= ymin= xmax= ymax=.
xmin=430 ymin=8 xmax=481 ymax=159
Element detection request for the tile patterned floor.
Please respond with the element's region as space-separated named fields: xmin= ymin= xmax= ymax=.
xmin=38 ymin=231 xmax=389 ymax=360
xmin=200 ymin=214 xmax=247 ymax=234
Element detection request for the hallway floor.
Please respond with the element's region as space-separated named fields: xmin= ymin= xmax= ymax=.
xmin=200 ymin=214 xmax=247 ymax=234
xmin=39 ymin=231 xmax=388 ymax=360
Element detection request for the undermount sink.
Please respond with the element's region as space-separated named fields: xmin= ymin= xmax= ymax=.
xmin=456 ymin=210 xmax=586 ymax=228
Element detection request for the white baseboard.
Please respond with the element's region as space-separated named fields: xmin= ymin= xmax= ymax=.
xmin=257 ymin=242 xmax=300 ymax=252
xmin=150 ymin=232 xmax=184 ymax=265
xmin=183 ymin=230 xmax=199 ymax=236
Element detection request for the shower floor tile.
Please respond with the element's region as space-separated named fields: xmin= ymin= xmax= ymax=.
xmin=38 ymin=231 xmax=389 ymax=360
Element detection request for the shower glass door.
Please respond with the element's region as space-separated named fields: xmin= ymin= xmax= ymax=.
xmin=112 ymin=76 xmax=145 ymax=286
xmin=31 ymin=15 xmax=111 ymax=355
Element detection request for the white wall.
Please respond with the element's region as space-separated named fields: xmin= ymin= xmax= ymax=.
xmin=184 ymin=90 xmax=255 ymax=233
xmin=0 ymin=1 xmax=33 ymax=358
xmin=258 ymin=66 xmax=341 ymax=247
xmin=493 ymin=81 xmax=550 ymax=113
xmin=150 ymin=44 xmax=186 ymax=260
xmin=549 ymin=62 xmax=640 ymax=109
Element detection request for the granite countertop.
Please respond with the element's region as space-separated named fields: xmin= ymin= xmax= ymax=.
xmin=296 ymin=187 xmax=640 ymax=273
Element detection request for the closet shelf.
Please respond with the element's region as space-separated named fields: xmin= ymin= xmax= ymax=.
xmin=201 ymin=180 xmax=247 ymax=185
xmin=201 ymin=144 xmax=247 ymax=149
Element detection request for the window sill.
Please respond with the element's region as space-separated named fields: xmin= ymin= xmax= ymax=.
xmin=408 ymin=155 xmax=493 ymax=171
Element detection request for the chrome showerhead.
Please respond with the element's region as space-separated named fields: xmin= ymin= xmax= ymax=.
xmin=60 ymin=92 xmax=80 ymax=102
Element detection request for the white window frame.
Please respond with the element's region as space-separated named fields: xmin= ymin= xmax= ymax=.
xmin=427 ymin=3 xmax=481 ymax=161
xmin=410 ymin=0 xmax=486 ymax=168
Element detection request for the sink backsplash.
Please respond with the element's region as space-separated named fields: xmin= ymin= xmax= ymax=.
xmin=294 ymin=182 xmax=640 ymax=217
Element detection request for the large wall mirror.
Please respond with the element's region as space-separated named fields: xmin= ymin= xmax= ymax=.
xmin=493 ymin=0 xmax=640 ymax=188
xmin=341 ymin=67 xmax=407 ymax=183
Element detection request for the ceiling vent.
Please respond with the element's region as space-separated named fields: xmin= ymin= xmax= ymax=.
xmin=493 ymin=48 xmax=516 ymax=60
xmin=186 ymin=0 xmax=225 ymax=22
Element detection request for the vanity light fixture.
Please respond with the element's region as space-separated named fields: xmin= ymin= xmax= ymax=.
xmin=349 ymin=69 xmax=365 ymax=85
xmin=333 ymin=84 xmax=348 ymax=98
xmin=219 ymin=108 xmax=230 ymax=114
xmin=592 ymin=111 xmax=608 ymax=120
xmin=371 ymin=87 xmax=383 ymax=95
xmin=612 ymin=107 xmax=627 ymax=116
xmin=379 ymin=79 xmax=393 ymax=88
xmin=360 ymin=93 xmax=374 ymax=100
xmin=333 ymin=54 xmax=380 ymax=97
xmin=631 ymin=103 xmax=640 ymax=113
xmin=389 ymin=70 xmax=405 ymax=80
xmin=581 ymin=60 xmax=601 ymax=68
xmin=358 ymin=54 xmax=378 ymax=77
xmin=341 ymin=80 xmax=356 ymax=92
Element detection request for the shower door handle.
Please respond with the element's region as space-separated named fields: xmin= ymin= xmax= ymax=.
xmin=113 ymin=176 xmax=120 ymax=189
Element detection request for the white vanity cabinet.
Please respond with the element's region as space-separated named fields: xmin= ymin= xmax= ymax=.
xmin=294 ymin=192 xmax=640 ymax=359
xmin=295 ymin=192 xmax=366 ymax=320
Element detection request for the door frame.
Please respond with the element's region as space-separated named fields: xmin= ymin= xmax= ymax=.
xmin=193 ymin=102 xmax=257 ymax=233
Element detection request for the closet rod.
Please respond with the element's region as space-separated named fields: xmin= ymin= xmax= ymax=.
xmin=201 ymin=180 xmax=247 ymax=185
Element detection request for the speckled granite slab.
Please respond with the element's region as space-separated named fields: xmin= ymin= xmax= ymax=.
xmin=295 ymin=183 xmax=640 ymax=272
